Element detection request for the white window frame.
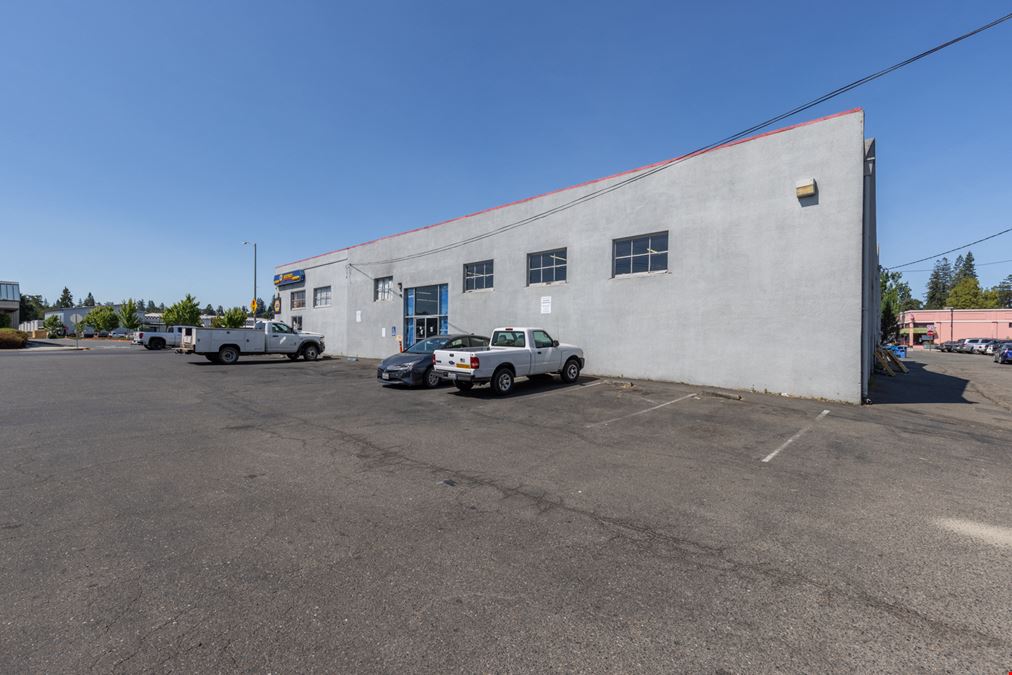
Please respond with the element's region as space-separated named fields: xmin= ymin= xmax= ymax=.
xmin=374 ymin=276 xmax=393 ymax=302
xmin=290 ymin=290 xmax=306 ymax=310
xmin=313 ymin=286 xmax=332 ymax=308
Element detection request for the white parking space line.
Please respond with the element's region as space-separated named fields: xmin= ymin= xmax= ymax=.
xmin=587 ymin=392 xmax=699 ymax=427
xmin=761 ymin=409 xmax=830 ymax=463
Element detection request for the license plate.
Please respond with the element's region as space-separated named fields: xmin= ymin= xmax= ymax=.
xmin=449 ymin=373 xmax=457 ymax=380
xmin=382 ymin=373 xmax=390 ymax=380
xmin=455 ymin=363 xmax=470 ymax=369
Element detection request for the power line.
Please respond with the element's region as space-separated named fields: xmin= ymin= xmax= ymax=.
xmin=357 ymin=11 xmax=1012 ymax=266
xmin=898 ymin=258 xmax=1012 ymax=274
xmin=885 ymin=226 xmax=1012 ymax=269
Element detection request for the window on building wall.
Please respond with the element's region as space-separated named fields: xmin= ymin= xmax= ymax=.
xmin=613 ymin=232 xmax=668 ymax=276
xmin=313 ymin=286 xmax=331 ymax=308
xmin=291 ymin=316 xmax=303 ymax=330
xmin=527 ymin=248 xmax=567 ymax=285
xmin=464 ymin=260 xmax=494 ymax=291
xmin=291 ymin=290 xmax=306 ymax=309
xmin=374 ymin=276 xmax=393 ymax=301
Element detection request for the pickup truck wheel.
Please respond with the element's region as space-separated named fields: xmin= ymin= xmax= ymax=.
xmin=423 ymin=366 xmax=440 ymax=388
xmin=561 ymin=358 xmax=581 ymax=383
xmin=454 ymin=381 xmax=474 ymax=392
xmin=302 ymin=344 xmax=320 ymax=361
xmin=218 ymin=346 xmax=240 ymax=365
xmin=150 ymin=338 xmax=165 ymax=350
xmin=491 ymin=367 xmax=514 ymax=395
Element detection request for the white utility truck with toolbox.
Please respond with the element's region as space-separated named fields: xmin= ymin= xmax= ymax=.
xmin=177 ymin=320 xmax=325 ymax=364
xmin=432 ymin=327 xmax=584 ymax=395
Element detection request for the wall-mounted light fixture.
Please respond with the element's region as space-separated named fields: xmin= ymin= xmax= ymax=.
xmin=795 ymin=178 xmax=818 ymax=200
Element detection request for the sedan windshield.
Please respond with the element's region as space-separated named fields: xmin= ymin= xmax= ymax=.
xmin=406 ymin=337 xmax=450 ymax=354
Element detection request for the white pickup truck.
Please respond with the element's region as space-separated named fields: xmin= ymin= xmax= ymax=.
xmin=432 ymin=327 xmax=585 ymax=395
xmin=177 ymin=320 xmax=325 ymax=364
xmin=132 ymin=325 xmax=193 ymax=350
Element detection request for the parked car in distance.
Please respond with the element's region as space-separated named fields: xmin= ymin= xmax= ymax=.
xmin=994 ymin=342 xmax=1012 ymax=364
xmin=377 ymin=334 xmax=489 ymax=388
xmin=432 ymin=326 xmax=584 ymax=395
xmin=959 ymin=338 xmax=985 ymax=353
xmin=133 ymin=325 xmax=193 ymax=350
xmin=940 ymin=340 xmax=959 ymax=352
xmin=971 ymin=339 xmax=992 ymax=355
xmin=109 ymin=327 xmax=131 ymax=338
xmin=177 ymin=320 xmax=324 ymax=364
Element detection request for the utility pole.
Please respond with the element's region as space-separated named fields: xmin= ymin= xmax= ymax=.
xmin=243 ymin=241 xmax=257 ymax=316
xmin=945 ymin=306 xmax=954 ymax=343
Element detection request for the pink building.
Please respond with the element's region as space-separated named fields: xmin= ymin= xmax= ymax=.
xmin=897 ymin=308 xmax=1012 ymax=347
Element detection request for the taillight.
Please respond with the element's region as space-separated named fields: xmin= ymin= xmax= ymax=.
xmin=470 ymin=355 xmax=480 ymax=369
xmin=432 ymin=353 xmax=437 ymax=364
xmin=138 ymin=332 xmax=143 ymax=338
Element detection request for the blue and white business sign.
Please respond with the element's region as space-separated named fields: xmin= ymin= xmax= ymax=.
xmin=274 ymin=269 xmax=305 ymax=287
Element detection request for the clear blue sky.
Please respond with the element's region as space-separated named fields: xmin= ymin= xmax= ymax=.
xmin=2 ymin=1 xmax=1010 ymax=308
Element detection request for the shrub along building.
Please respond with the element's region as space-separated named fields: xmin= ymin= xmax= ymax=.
xmin=273 ymin=109 xmax=879 ymax=403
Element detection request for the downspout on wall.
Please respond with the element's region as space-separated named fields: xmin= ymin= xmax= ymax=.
xmin=861 ymin=138 xmax=878 ymax=401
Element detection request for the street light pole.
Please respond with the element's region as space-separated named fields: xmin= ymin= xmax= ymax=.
xmin=944 ymin=306 xmax=954 ymax=344
xmin=243 ymin=241 xmax=257 ymax=316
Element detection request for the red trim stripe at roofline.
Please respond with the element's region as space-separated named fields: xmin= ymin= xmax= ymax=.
xmin=279 ymin=107 xmax=862 ymax=268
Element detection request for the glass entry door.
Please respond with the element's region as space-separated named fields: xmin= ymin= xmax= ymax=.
xmin=404 ymin=284 xmax=448 ymax=348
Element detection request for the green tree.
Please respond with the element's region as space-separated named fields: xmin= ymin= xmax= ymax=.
xmin=146 ymin=300 xmax=158 ymax=312
xmin=951 ymin=251 xmax=979 ymax=288
xmin=203 ymin=304 xmax=215 ymax=316
xmin=163 ymin=294 xmax=201 ymax=326
xmin=959 ymin=251 xmax=977 ymax=282
xmin=212 ymin=307 xmax=248 ymax=328
xmin=82 ymin=305 xmax=119 ymax=332
xmin=0 ymin=314 xmax=9 ymax=328
xmin=253 ymin=296 xmax=268 ymax=317
xmin=19 ymin=294 xmax=47 ymax=322
xmin=881 ymin=269 xmax=919 ymax=313
xmin=924 ymin=257 xmax=953 ymax=309
xmin=83 ymin=292 xmax=96 ymax=307
xmin=995 ymin=275 xmax=1012 ymax=308
xmin=215 ymin=305 xmax=224 ymax=315
xmin=945 ymin=277 xmax=987 ymax=309
xmin=979 ymin=287 xmax=1002 ymax=309
xmin=56 ymin=287 xmax=74 ymax=308
xmin=43 ymin=314 xmax=64 ymax=338
xmin=118 ymin=299 xmax=141 ymax=331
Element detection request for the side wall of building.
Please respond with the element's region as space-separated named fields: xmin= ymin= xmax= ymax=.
xmin=276 ymin=111 xmax=870 ymax=402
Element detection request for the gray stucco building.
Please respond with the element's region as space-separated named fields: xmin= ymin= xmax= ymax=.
xmin=273 ymin=109 xmax=878 ymax=403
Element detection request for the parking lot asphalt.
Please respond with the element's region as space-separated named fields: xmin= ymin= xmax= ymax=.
xmin=1 ymin=347 xmax=1010 ymax=672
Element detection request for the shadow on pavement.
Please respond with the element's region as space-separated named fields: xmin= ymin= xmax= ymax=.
xmin=445 ymin=375 xmax=603 ymax=400
xmin=187 ymin=358 xmax=302 ymax=367
xmin=870 ymin=360 xmax=972 ymax=405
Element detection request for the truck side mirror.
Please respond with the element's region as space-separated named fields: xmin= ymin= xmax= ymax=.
xmin=552 ymin=340 xmax=559 ymax=347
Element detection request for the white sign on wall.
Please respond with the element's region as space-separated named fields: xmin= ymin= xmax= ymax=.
xmin=540 ymin=296 xmax=551 ymax=314
xmin=381 ymin=327 xmax=386 ymax=337
xmin=355 ymin=310 xmax=362 ymax=323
